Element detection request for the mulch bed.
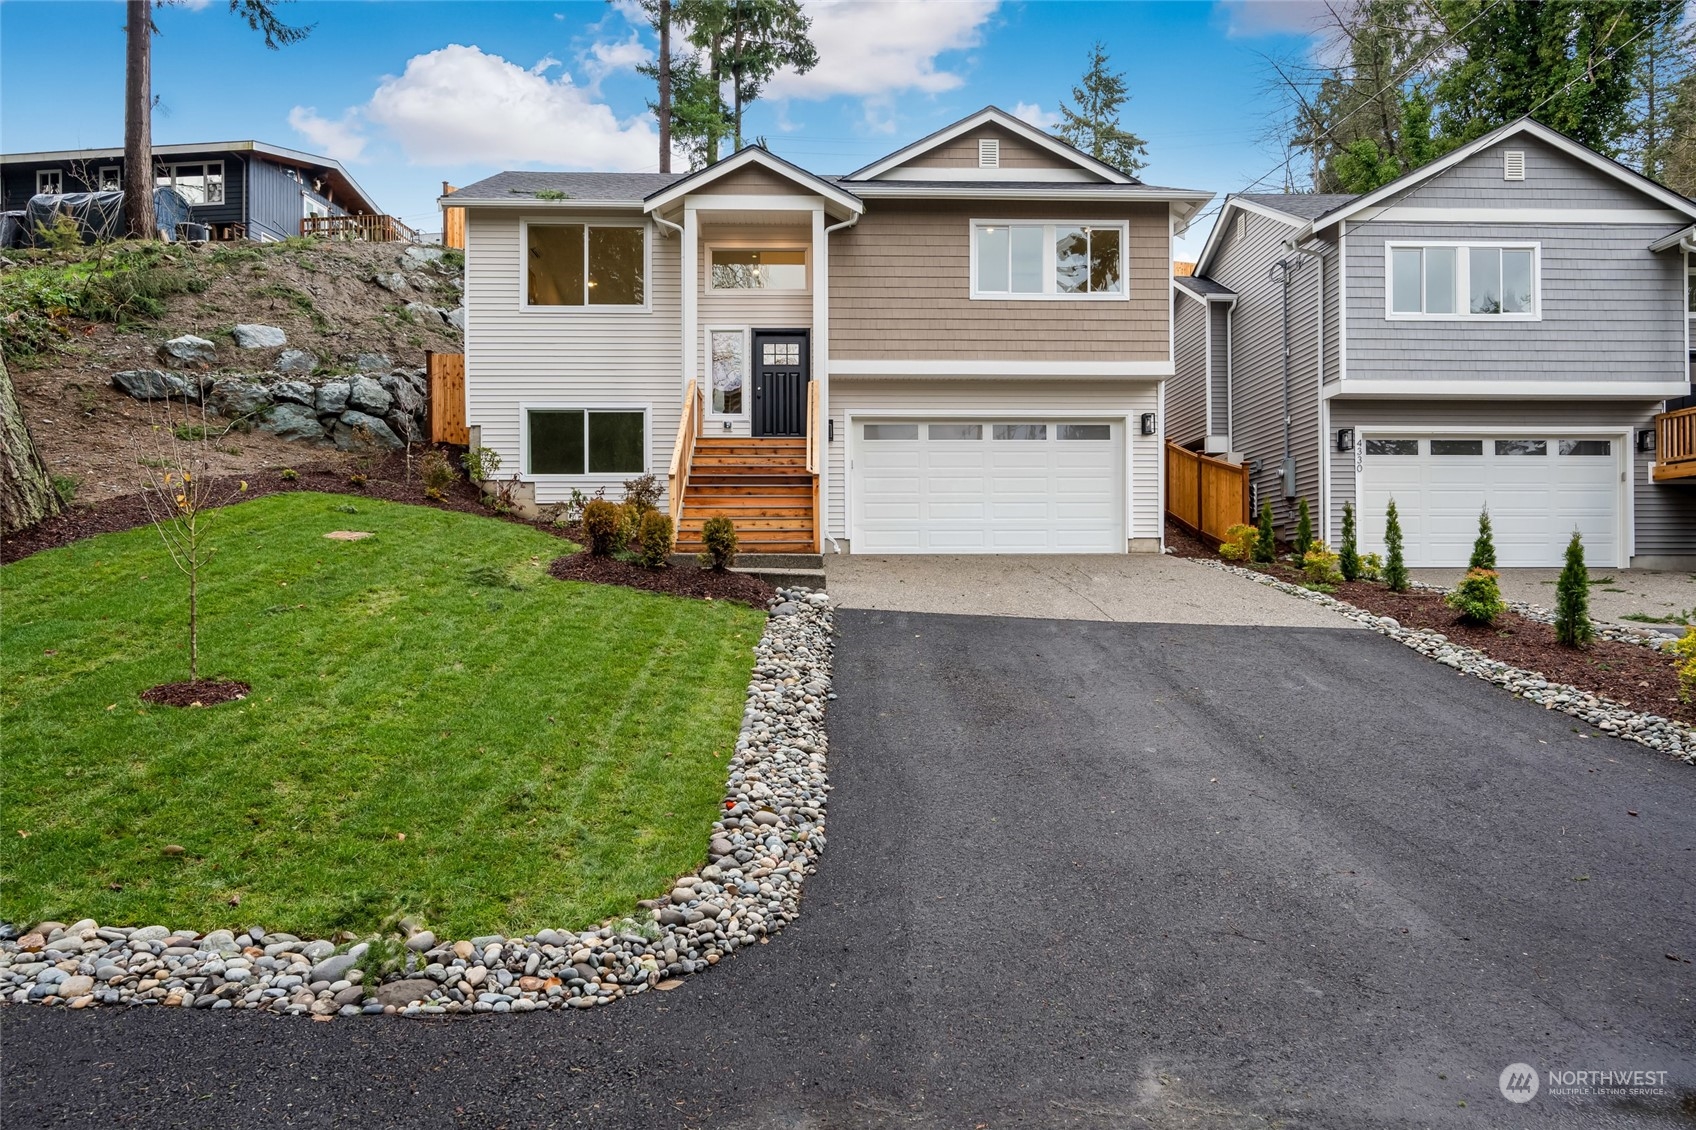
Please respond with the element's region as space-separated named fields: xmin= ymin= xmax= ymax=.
xmin=1164 ymin=520 xmax=1694 ymax=728
xmin=550 ymin=552 xmax=774 ymax=608
xmin=139 ymin=679 xmax=251 ymax=707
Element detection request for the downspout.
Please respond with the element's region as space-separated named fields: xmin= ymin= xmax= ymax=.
xmin=820 ymin=212 xmax=859 ymax=553
xmin=651 ymin=213 xmax=683 ymax=238
xmin=1284 ymin=239 xmax=1325 ymax=535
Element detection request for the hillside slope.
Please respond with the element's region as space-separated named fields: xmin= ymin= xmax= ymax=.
xmin=2 ymin=239 xmax=463 ymax=503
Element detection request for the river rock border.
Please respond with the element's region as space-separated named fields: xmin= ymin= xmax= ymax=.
xmin=1195 ymin=558 xmax=1695 ymax=764
xmin=0 ymin=587 xmax=834 ymax=1018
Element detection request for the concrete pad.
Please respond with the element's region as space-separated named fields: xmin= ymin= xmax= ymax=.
xmin=1411 ymin=566 xmax=1696 ymax=631
xmin=824 ymin=552 xmax=1361 ymax=627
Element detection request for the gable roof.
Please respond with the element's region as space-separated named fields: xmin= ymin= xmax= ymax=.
xmin=1173 ymin=274 xmax=1236 ymax=301
xmin=642 ymin=145 xmax=862 ymax=216
xmin=1309 ymin=117 xmax=1696 ymax=232
xmin=845 ymin=106 xmax=1135 ymax=184
xmin=1236 ymin=193 xmax=1358 ymax=221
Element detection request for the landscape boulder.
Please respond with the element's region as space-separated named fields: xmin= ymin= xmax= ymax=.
xmin=353 ymin=352 xmax=392 ymax=373
xmin=445 ymin=307 xmax=466 ymax=331
xmin=257 ymin=402 xmax=327 ymax=443
xmin=270 ymin=380 xmax=315 ymax=408
xmin=314 ymin=379 xmax=351 ymax=416
xmin=383 ymin=409 xmax=420 ymax=444
xmin=378 ymin=373 xmax=423 ymax=418
xmin=332 ymin=411 xmax=403 ymax=451
xmin=159 ymin=334 xmax=217 ymax=367
xmin=274 ymin=348 xmax=317 ymax=375
xmin=231 ymin=323 xmax=287 ymax=349
xmin=403 ymin=246 xmax=445 ymax=268
xmin=206 ymin=377 xmax=272 ymax=420
xmin=347 ymin=375 xmax=392 ymax=416
xmin=372 ymin=272 xmax=408 ymax=294
xmin=112 ymin=369 xmax=197 ymax=402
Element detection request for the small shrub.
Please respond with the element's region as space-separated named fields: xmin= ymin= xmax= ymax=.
xmin=699 ymin=516 xmax=737 ymax=571
xmin=35 ymin=213 xmax=83 ymax=254
xmin=1445 ymin=567 xmax=1506 ymax=625
xmin=1554 ymin=530 xmax=1594 ymax=648
xmin=1294 ymin=497 xmax=1313 ymax=558
xmin=1672 ymin=626 xmax=1696 ymax=703
xmin=582 ymin=499 xmax=624 ymax=556
xmin=173 ymin=423 xmax=209 ymax=442
xmin=635 ymin=510 xmax=675 ymax=567
xmin=1253 ymin=501 xmax=1276 ymax=563
xmin=440 ymin=249 xmax=465 ymax=271
xmin=622 ymin=473 xmax=663 ymax=517
xmin=420 ymin=450 xmax=459 ymax=500
xmin=1339 ymin=501 xmax=1360 ymax=582
xmin=562 ymin=488 xmax=589 ymax=526
xmin=1302 ymin=541 xmax=1341 ymax=585
xmin=279 ymin=468 xmax=298 ymax=481
xmin=462 ymin=446 xmax=501 ymax=482
xmin=1359 ymin=552 xmax=1384 ymax=582
xmin=1469 ymin=507 xmax=1497 ymax=571
xmin=1383 ymin=500 xmax=1409 ymax=592
xmin=1218 ymin=523 xmax=1259 ymax=562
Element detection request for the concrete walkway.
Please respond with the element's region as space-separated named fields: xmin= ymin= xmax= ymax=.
xmin=824 ymin=552 xmax=1361 ymax=627
xmin=1411 ymin=567 xmax=1696 ymax=630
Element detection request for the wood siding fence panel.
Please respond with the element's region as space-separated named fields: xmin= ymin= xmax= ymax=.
xmin=1165 ymin=442 xmax=1249 ymax=545
xmin=428 ymin=352 xmax=468 ymax=444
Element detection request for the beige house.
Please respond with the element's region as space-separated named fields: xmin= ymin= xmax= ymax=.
xmin=444 ymin=107 xmax=1211 ymax=554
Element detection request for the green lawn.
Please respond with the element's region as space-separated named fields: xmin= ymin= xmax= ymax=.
xmin=1 ymin=492 xmax=764 ymax=939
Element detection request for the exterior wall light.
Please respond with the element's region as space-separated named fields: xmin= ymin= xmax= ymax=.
xmin=1140 ymin=413 xmax=1157 ymax=436
xmin=1637 ymin=428 xmax=1656 ymax=453
xmin=1336 ymin=427 xmax=1355 ymax=452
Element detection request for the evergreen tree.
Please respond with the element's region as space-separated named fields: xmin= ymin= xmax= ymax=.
xmin=1469 ymin=506 xmax=1497 ymax=571
xmin=1294 ymin=498 xmax=1314 ymax=558
xmin=1254 ymin=500 xmax=1277 ymax=563
xmin=1555 ymin=529 xmax=1595 ymax=647
xmin=643 ymin=50 xmax=728 ymax=171
xmin=675 ymin=0 xmax=816 ymax=164
xmin=1339 ymin=501 xmax=1361 ymax=581
xmin=1623 ymin=7 xmax=1694 ymax=182
xmin=1056 ymin=42 xmax=1149 ymax=174
xmin=1384 ymin=500 xmax=1409 ymax=592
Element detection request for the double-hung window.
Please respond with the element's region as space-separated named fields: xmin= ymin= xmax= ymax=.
xmin=972 ymin=221 xmax=1126 ymax=298
xmin=35 ymin=169 xmax=62 ymax=195
xmin=526 ymin=408 xmax=646 ymax=475
xmin=526 ymin=223 xmax=646 ymax=308
xmin=155 ymin=162 xmax=224 ymax=205
xmin=1387 ymin=243 xmax=1537 ymax=319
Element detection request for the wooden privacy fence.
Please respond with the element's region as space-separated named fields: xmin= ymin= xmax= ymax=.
xmin=442 ymin=182 xmax=466 ymax=251
xmin=427 ymin=352 xmax=467 ymax=444
xmin=1165 ymin=442 xmax=1250 ymax=546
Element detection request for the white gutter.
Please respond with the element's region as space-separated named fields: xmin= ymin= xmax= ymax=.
xmin=651 ymin=214 xmax=683 ymax=238
xmin=824 ymin=214 xmax=859 ymax=236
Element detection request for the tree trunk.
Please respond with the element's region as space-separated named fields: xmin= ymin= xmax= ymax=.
xmin=123 ymin=0 xmax=156 ymax=239
xmin=732 ymin=20 xmax=745 ymax=150
xmin=658 ymin=0 xmax=672 ymax=174
xmin=706 ymin=33 xmax=723 ymax=164
xmin=0 ymin=355 xmax=65 ymax=534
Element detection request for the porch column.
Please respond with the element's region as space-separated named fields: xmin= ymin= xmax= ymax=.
xmin=812 ymin=203 xmax=828 ymax=553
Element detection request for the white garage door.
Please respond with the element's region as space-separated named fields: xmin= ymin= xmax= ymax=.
xmin=1359 ymin=435 xmax=1622 ymax=568
xmin=850 ymin=418 xmax=1126 ymax=553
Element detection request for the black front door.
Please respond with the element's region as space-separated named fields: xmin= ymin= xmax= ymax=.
xmin=751 ymin=330 xmax=810 ymax=438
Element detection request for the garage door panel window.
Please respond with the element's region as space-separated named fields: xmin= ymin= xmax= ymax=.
xmin=1365 ymin=438 xmax=1419 ymax=455
xmin=973 ymin=222 xmax=1127 ymax=299
xmin=527 ymin=409 xmax=646 ymax=475
xmin=929 ymin=424 xmax=982 ymax=440
xmin=1387 ymin=243 xmax=1537 ymax=319
xmin=993 ymin=424 xmax=1048 ymax=440
xmin=1494 ymin=439 xmax=1546 ymax=456
xmin=864 ymin=424 xmax=919 ymax=441
xmin=1430 ymin=439 xmax=1483 ymax=456
xmin=1560 ymin=439 xmax=1611 ymax=456
xmin=1058 ymin=424 xmax=1112 ymax=440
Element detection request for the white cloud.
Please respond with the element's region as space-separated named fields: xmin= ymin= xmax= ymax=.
xmin=364 ymin=44 xmax=659 ymax=170
xmin=1215 ymin=0 xmax=1332 ymax=38
xmin=287 ymin=106 xmax=367 ymax=162
xmin=583 ymin=32 xmax=654 ymax=91
xmin=766 ymin=0 xmax=1000 ymax=100
xmin=1013 ymin=101 xmax=1060 ymax=131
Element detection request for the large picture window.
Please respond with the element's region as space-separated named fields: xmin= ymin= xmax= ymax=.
xmin=527 ymin=408 xmax=646 ymax=475
xmin=710 ymin=248 xmax=806 ymax=290
xmin=1387 ymin=243 xmax=1537 ymax=319
xmin=526 ymin=223 xmax=646 ymax=307
xmin=972 ymin=221 xmax=1127 ymax=299
xmin=155 ymin=161 xmax=224 ymax=205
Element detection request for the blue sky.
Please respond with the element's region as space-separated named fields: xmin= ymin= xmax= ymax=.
xmin=0 ymin=0 xmax=1332 ymax=257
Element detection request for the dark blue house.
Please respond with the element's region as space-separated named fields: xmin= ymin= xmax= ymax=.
xmin=0 ymin=140 xmax=389 ymax=241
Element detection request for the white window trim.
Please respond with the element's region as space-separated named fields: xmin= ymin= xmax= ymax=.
xmin=97 ymin=166 xmax=120 ymax=191
xmin=518 ymin=218 xmax=653 ymax=313
xmin=35 ymin=169 xmax=62 ymax=194
xmin=703 ymin=325 xmax=751 ymax=420
xmin=155 ymin=160 xmax=225 ymax=205
xmin=1383 ymin=240 xmax=1542 ymax=321
xmin=517 ymin=403 xmax=652 ymax=482
xmin=705 ymin=243 xmax=810 ymax=294
xmin=968 ymin=219 xmax=1131 ymax=302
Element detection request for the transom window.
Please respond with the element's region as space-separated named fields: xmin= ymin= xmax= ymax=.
xmin=526 ymin=408 xmax=645 ymax=475
xmin=155 ymin=161 xmax=224 ymax=205
xmin=1388 ymin=243 xmax=1536 ymax=318
xmin=35 ymin=169 xmax=62 ymax=195
xmin=710 ymin=247 xmax=806 ymax=290
xmin=972 ymin=221 xmax=1125 ymax=299
xmin=526 ymin=223 xmax=645 ymax=307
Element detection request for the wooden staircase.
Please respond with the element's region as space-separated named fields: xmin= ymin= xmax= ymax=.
xmin=676 ymin=436 xmax=817 ymax=554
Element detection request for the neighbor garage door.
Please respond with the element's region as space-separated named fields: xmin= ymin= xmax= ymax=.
xmin=1359 ymin=435 xmax=1622 ymax=567
xmin=850 ymin=418 xmax=1125 ymax=553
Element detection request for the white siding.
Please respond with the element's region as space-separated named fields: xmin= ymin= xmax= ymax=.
xmin=465 ymin=209 xmax=682 ymax=503
xmin=825 ymin=378 xmax=1162 ymax=549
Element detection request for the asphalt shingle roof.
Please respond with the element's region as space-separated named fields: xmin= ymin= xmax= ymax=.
xmin=1173 ymin=274 xmax=1236 ymax=298
xmin=1235 ymin=193 xmax=1359 ymax=221
xmin=450 ymin=171 xmax=688 ymax=202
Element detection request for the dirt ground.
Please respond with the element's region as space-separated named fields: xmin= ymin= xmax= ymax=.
xmin=6 ymin=239 xmax=462 ymax=503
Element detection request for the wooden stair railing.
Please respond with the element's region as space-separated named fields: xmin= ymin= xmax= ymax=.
xmin=805 ymin=381 xmax=821 ymax=552
xmin=668 ymin=379 xmax=704 ymax=523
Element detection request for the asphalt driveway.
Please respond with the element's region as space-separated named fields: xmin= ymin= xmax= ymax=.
xmin=5 ymin=612 xmax=1694 ymax=1128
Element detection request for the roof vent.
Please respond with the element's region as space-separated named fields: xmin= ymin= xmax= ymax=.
xmin=978 ymin=137 xmax=1000 ymax=169
xmin=1503 ymin=149 xmax=1525 ymax=181
xmin=1235 ymin=212 xmax=1246 ymax=239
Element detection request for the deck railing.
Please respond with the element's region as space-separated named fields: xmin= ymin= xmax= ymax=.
xmin=668 ymin=379 xmax=704 ymax=522
xmin=1653 ymin=405 xmax=1696 ymax=482
xmin=301 ymin=214 xmax=420 ymax=243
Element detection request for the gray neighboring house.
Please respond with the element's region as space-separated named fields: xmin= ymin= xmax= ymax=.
xmin=1173 ymin=117 xmax=1696 ymax=570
